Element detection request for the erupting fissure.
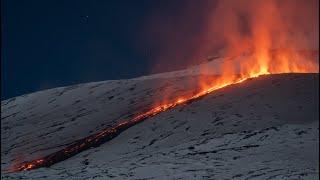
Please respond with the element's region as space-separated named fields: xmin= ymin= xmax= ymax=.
xmin=7 ymin=49 xmax=319 ymax=172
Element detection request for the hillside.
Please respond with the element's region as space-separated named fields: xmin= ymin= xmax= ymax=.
xmin=1 ymin=69 xmax=319 ymax=179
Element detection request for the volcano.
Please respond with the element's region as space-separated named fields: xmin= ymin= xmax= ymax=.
xmin=1 ymin=53 xmax=319 ymax=179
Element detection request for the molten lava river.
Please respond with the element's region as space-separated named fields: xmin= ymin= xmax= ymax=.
xmin=7 ymin=51 xmax=319 ymax=172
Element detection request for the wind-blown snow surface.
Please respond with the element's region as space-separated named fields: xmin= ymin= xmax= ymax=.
xmin=1 ymin=66 xmax=319 ymax=179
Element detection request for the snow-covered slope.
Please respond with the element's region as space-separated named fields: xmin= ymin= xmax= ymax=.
xmin=1 ymin=58 xmax=319 ymax=179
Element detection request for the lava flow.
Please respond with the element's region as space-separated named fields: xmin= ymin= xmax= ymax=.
xmin=7 ymin=52 xmax=318 ymax=172
xmin=7 ymin=73 xmax=250 ymax=172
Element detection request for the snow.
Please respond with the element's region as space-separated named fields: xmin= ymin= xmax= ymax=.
xmin=1 ymin=57 xmax=319 ymax=179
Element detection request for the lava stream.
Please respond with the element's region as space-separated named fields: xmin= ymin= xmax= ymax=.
xmin=7 ymin=73 xmax=259 ymax=172
xmin=7 ymin=49 xmax=319 ymax=172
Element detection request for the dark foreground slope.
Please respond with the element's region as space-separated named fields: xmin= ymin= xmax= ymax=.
xmin=1 ymin=73 xmax=319 ymax=179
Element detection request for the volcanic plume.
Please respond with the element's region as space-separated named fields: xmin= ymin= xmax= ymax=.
xmin=141 ymin=0 xmax=318 ymax=74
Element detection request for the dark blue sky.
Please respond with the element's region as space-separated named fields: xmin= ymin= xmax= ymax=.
xmin=1 ymin=0 xmax=214 ymax=100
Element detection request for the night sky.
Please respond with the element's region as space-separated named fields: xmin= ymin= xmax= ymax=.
xmin=2 ymin=0 xmax=212 ymax=100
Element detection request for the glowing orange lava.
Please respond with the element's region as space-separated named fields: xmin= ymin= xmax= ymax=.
xmin=5 ymin=48 xmax=319 ymax=173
